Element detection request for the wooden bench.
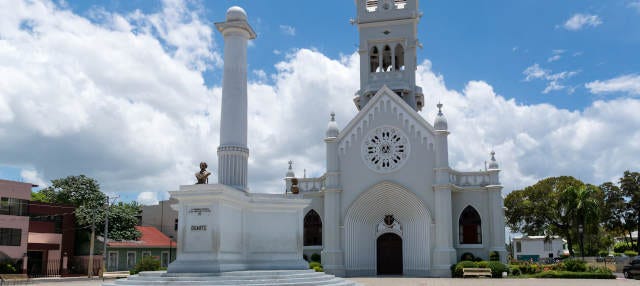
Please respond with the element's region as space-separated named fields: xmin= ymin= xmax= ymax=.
xmin=102 ymin=271 xmax=130 ymax=279
xmin=462 ymin=267 xmax=492 ymax=278
xmin=0 ymin=274 xmax=29 ymax=285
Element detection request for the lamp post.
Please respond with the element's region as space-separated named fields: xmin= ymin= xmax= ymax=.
xmin=578 ymin=224 xmax=584 ymax=261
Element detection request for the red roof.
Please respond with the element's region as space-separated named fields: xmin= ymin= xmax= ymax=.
xmin=108 ymin=226 xmax=177 ymax=248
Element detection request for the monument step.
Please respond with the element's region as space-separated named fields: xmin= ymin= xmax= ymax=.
xmin=103 ymin=270 xmax=357 ymax=286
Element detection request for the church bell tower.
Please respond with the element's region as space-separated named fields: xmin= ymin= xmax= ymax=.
xmin=354 ymin=0 xmax=424 ymax=111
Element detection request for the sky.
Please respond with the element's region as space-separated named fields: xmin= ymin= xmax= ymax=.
xmin=1 ymin=0 xmax=639 ymax=205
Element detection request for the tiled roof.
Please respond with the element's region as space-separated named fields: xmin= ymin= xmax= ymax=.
xmin=108 ymin=226 xmax=176 ymax=248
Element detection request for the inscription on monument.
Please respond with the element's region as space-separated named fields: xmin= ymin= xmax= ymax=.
xmin=191 ymin=225 xmax=207 ymax=231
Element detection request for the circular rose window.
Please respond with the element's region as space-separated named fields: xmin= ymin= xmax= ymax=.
xmin=361 ymin=126 xmax=410 ymax=173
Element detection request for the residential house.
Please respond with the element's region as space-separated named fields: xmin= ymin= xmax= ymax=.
xmin=512 ymin=235 xmax=569 ymax=262
xmin=104 ymin=226 xmax=176 ymax=271
xmin=0 ymin=180 xmax=33 ymax=263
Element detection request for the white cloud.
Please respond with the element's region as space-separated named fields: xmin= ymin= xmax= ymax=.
xmin=563 ymin=13 xmax=602 ymax=31
xmin=547 ymin=49 xmax=565 ymax=63
xmin=585 ymin=74 xmax=640 ymax=95
xmin=1 ymin=0 xmax=639 ymax=199
xmin=279 ymin=25 xmax=296 ymax=36
xmin=522 ymin=63 xmax=579 ymax=94
xmin=20 ymin=169 xmax=47 ymax=187
xmin=137 ymin=191 xmax=159 ymax=205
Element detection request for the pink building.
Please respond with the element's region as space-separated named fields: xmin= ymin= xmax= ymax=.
xmin=0 ymin=179 xmax=33 ymax=260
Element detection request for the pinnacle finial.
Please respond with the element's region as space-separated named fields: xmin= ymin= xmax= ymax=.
xmin=490 ymin=150 xmax=496 ymax=161
xmin=330 ymin=111 xmax=335 ymax=122
xmin=288 ymin=160 xmax=293 ymax=170
xmin=437 ymin=102 xmax=443 ymax=116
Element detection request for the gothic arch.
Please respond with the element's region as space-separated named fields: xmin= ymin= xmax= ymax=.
xmin=394 ymin=44 xmax=405 ymax=71
xmin=458 ymin=205 xmax=482 ymax=244
xmin=370 ymin=46 xmax=379 ymax=72
xmin=344 ymin=181 xmax=431 ymax=276
xmin=382 ymin=45 xmax=392 ymax=71
xmin=304 ymin=209 xmax=322 ymax=246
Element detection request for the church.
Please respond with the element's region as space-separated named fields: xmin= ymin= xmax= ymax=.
xmin=286 ymin=0 xmax=507 ymax=277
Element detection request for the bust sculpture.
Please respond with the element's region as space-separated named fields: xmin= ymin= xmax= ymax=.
xmin=195 ymin=162 xmax=212 ymax=184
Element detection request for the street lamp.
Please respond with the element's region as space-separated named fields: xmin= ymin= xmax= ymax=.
xmin=578 ymin=224 xmax=584 ymax=261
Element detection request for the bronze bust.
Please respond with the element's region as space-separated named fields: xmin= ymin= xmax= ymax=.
xmin=195 ymin=162 xmax=212 ymax=184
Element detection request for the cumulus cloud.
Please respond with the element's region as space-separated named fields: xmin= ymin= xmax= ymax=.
xmin=563 ymin=13 xmax=602 ymax=31
xmin=585 ymin=74 xmax=640 ymax=96
xmin=279 ymin=25 xmax=296 ymax=36
xmin=1 ymin=0 xmax=639 ymax=199
xmin=137 ymin=191 xmax=159 ymax=205
xmin=20 ymin=169 xmax=47 ymax=187
xmin=522 ymin=63 xmax=579 ymax=94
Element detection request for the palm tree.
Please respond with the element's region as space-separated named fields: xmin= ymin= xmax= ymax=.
xmin=561 ymin=185 xmax=601 ymax=257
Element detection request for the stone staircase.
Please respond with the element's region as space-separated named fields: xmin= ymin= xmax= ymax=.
xmin=103 ymin=270 xmax=358 ymax=286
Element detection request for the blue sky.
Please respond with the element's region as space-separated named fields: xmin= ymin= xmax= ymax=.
xmin=62 ymin=0 xmax=640 ymax=110
xmin=1 ymin=0 xmax=639 ymax=205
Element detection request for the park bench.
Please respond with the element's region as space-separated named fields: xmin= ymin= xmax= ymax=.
xmin=102 ymin=271 xmax=130 ymax=279
xmin=0 ymin=274 xmax=29 ymax=285
xmin=462 ymin=267 xmax=492 ymax=278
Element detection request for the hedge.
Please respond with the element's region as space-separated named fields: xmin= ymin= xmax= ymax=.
xmin=530 ymin=271 xmax=615 ymax=279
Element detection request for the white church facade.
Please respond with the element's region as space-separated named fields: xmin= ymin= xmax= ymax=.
xmin=286 ymin=0 xmax=507 ymax=277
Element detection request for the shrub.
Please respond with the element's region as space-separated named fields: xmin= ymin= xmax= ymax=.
xmin=598 ymin=250 xmax=609 ymax=257
xmin=312 ymin=265 xmax=323 ymax=272
xmin=509 ymin=265 xmax=521 ymax=276
xmin=0 ymin=261 xmax=17 ymax=274
xmin=489 ymin=251 xmax=500 ymax=261
xmin=476 ymin=261 xmax=489 ymax=268
xmin=530 ymin=271 xmax=615 ymax=279
xmin=308 ymin=261 xmax=321 ymax=269
xmin=563 ymin=259 xmax=586 ymax=272
xmin=549 ymin=262 xmax=565 ymax=271
xmin=453 ymin=261 xmax=477 ymax=277
xmin=131 ymin=256 xmax=161 ymax=274
xmin=624 ymin=250 xmax=638 ymax=257
xmin=460 ymin=252 xmax=475 ymax=261
xmin=487 ymin=261 xmax=508 ymax=278
xmin=614 ymin=241 xmax=636 ymax=253
xmin=588 ymin=266 xmax=612 ymax=275
xmin=310 ymin=253 xmax=321 ymax=263
xmin=303 ymin=254 xmax=308 ymax=262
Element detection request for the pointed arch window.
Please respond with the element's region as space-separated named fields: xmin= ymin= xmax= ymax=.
xmin=382 ymin=45 xmax=392 ymax=71
xmin=459 ymin=206 xmax=482 ymax=244
xmin=394 ymin=44 xmax=405 ymax=71
xmin=304 ymin=210 xmax=322 ymax=246
xmin=370 ymin=46 xmax=380 ymax=73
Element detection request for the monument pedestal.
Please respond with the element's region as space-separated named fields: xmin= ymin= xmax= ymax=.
xmin=167 ymin=184 xmax=310 ymax=273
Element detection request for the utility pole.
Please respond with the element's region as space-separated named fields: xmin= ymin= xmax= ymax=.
xmin=88 ymin=218 xmax=95 ymax=278
xmin=101 ymin=195 xmax=118 ymax=278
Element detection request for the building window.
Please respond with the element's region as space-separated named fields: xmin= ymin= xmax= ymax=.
xmin=394 ymin=44 xmax=405 ymax=71
xmin=161 ymin=251 xmax=169 ymax=268
xmin=382 ymin=45 xmax=392 ymax=71
xmin=394 ymin=0 xmax=407 ymax=9
xmin=0 ymin=197 xmax=29 ymax=216
xmin=370 ymin=46 xmax=379 ymax=72
xmin=458 ymin=206 xmax=482 ymax=244
xmin=303 ymin=210 xmax=322 ymax=246
xmin=127 ymin=252 xmax=136 ymax=269
xmin=516 ymin=241 xmax=522 ymax=252
xmin=174 ymin=218 xmax=178 ymax=232
xmin=0 ymin=228 xmax=21 ymax=246
xmin=366 ymin=0 xmax=378 ymax=12
xmin=142 ymin=251 xmax=151 ymax=258
xmin=544 ymin=239 xmax=552 ymax=251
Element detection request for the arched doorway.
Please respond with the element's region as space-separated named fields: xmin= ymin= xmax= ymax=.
xmin=376 ymin=233 xmax=402 ymax=275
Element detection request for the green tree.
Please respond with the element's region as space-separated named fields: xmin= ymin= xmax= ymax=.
xmin=505 ymin=176 xmax=594 ymax=256
xmin=563 ymin=185 xmax=602 ymax=256
xmin=620 ymin=171 xmax=640 ymax=253
xmin=33 ymin=175 xmax=140 ymax=240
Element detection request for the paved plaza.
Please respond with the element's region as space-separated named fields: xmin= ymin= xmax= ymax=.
xmin=28 ymin=277 xmax=638 ymax=286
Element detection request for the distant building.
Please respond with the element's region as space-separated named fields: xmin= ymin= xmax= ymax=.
xmin=27 ymin=201 xmax=75 ymax=276
xmin=0 ymin=179 xmax=33 ymax=261
xmin=512 ymin=236 xmax=568 ymax=262
xmin=140 ymin=199 xmax=178 ymax=239
xmin=103 ymin=226 xmax=176 ymax=271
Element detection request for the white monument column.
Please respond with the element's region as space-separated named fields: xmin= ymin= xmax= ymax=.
xmin=487 ymin=152 xmax=508 ymax=263
xmin=432 ymin=103 xmax=457 ymax=276
xmin=215 ymin=7 xmax=256 ymax=190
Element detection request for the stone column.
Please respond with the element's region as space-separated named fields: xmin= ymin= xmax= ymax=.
xmin=432 ymin=128 xmax=456 ymax=276
xmin=215 ymin=7 xmax=256 ymax=190
xmin=322 ymin=116 xmax=345 ymax=276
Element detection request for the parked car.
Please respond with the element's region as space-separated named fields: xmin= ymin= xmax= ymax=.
xmin=623 ymin=256 xmax=640 ymax=279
